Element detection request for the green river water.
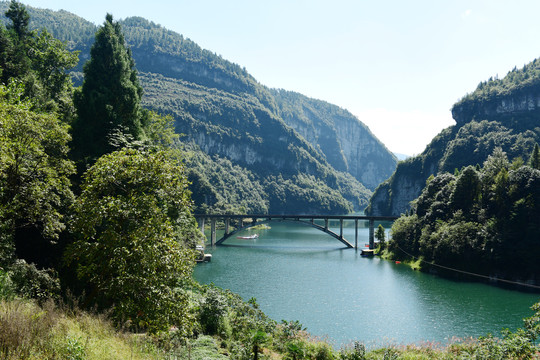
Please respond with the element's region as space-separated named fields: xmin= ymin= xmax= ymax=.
xmin=193 ymin=220 xmax=539 ymax=347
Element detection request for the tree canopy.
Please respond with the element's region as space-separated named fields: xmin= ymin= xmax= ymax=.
xmin=390 ymin=146 xmax=540 ymax=283
xmin=67 ymin=148 xmax=201 ymax=332
xmin=72 ymin=14 xmax=148 ymax=166
xmin=0 ymin=1 xmax=78 ymax=118
xmin=0 ymin=83 xmax=74 ymax=267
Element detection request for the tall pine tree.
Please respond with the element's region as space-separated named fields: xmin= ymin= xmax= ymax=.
xmin=72 ymin=14 xmax=148 ymax=167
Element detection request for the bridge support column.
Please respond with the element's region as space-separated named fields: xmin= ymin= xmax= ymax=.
xmin=369 ymin=219 xmax=374 ymax=249
xmin=211 ymin=219 xmax=216 ymax=247
xmin=339 ymin=219 xmax=343 ymax=239
xmin=199 ymin=217 xmax=205 ymax=233
xmin=355 ymin=219 xmax=358 ymax=249
xmin=225 ymin=218 xmax=230 ymax=235
xmin=324 ymin=218 xmax=329 ymax=231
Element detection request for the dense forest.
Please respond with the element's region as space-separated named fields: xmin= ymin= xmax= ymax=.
xmin=0 ymin=2 xmax=397 ymax=215
xmin=372 ymin=52 xmax=540 ymax=285
xmin=389 ymin=146 xmax=540 ymax=284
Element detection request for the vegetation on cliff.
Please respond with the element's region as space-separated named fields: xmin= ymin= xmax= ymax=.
xmin=388 ymin=146 xmax=540 ymax=285
xmin=0 ymin=2 xmax=398 ymax=214
xmin=455 ymin=57 xmax=540 ymax=111
xmin=366 ymin=51 xmax=540 ymax=217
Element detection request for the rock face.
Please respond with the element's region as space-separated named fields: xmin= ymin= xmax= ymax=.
xmin=367 ymin=84 xmax=540 ymax=216
xmin=452 ymin=89 xmax=540 ymax=125
xmin=272 ymin=90 xmax=397 ymax=190
xmin=335 ymin=117 xmax=396 ymax=190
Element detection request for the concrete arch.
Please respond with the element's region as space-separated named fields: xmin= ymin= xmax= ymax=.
xmin=216 ymin=218 xmax=354 ymax=248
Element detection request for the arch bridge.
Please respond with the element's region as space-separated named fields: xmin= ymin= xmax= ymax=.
xmin=194 ymin=214 xmax=399 ymax=249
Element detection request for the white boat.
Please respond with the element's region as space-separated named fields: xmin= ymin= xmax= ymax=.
xmin=237 ymin=234 xmax=259 ymax=239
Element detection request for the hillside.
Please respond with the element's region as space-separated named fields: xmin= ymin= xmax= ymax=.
xmin=367 ymin=58 xmax=540 ymax=216
xmin=4 ymin=2 xmax=398 ymax=214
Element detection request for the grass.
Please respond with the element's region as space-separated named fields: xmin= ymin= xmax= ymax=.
xmin=1 ymin=290 xmax=538 ymax=359
xmin=0 ymin=298 xmax=163 ymax=360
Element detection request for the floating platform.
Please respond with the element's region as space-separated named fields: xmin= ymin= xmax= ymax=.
xmin=361 ymin=249 xmax=375 ymax=256
xmin=196 ymin=253 xmax=212 ymax=263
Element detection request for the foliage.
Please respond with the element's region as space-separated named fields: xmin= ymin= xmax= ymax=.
xmin=67 ymin=148 xmax=201 ymax=333
xmin=0 ymin=83 xmax=74 ymax=268
xmin=529 ymin=143 xmax=540 ymax=170
xmin=0 ymin=298 xmax=164 ymax=360
xmin=9 ymin=4 xmax=385 ymax=214
xmin=0 ymin=1 xmax=78 ymax=119
xmin=7 ymin=260 xmax=60 ymax=302
xmin=389 ymin=147 xmax=540 ymax=283
xmin=454 ymin=57 xmax=540 ymax=122
xmin=72 ymin=14 xmax=149 ymax=166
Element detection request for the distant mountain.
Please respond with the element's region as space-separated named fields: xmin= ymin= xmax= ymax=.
xmin=393 ymin=153 xmax=410 ymax=161
xmin=367 ymin=59 xmax=540 ymax=216
xmin=6 ymin=3 xmax=398 ymax=214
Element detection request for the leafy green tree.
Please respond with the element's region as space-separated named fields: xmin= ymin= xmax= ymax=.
xmin=0 ymin=83 xmax=74 ymax=266
xmin=72 ymin=14 xmax=148 ymax=166
xmin=67 ymin=148 xmax=201 ymax=333
xmin=3 ymin=1 xmax=30 ymax=80
xmin=0 ymin=1 xmax=78 ymax=118
xmin=450 ymin=165 xmax=481 ymax=216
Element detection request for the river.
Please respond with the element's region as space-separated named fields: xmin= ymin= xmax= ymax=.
xmin=193 ymin=220 xmax=539 ymax=347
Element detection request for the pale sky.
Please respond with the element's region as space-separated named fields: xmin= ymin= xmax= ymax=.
xmin=19 ymin=0 xmax=540 ymax=155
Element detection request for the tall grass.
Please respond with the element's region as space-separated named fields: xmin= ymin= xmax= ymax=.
xmin=0 ymin=298 xmax=163 ymax=360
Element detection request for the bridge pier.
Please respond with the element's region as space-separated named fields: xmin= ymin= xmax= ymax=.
xmin=369 ymin=219 xmax=374 ymax=249
xmin=210 ymin=219 xmax=216 ymax=247
xmin=339 ymin=219 xmax=343 ymax=239
xmin=355 ymin=219 xmax=358 ymax=249
xmin=198 ymin=217 xmax=205 ymax=233
xmin=225 ymin=218 xmax=230 ymax=235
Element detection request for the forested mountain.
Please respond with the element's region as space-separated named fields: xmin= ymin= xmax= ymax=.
xmin=367 ymin=58 xmax=540 ymax=216
xmin=4 ymin=3 xmax=398 ymax=214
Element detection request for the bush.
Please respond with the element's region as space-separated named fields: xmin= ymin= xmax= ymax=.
xmin=8 ymin=260 xmax=60 ymax=302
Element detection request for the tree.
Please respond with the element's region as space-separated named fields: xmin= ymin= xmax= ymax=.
xmin=450 ymin=165 xmax=481 ymax=216
xmin=72 ymin=14 xmax=148 ymax=166
xmin=5 ymin=0 xmax=30 ymax=40
xmin=67 ymin=148 xmax=202 ymax=333
xmin=529 ymin=143 xmax=540 ymax=170
xmin=0 ymin=1 xmax=78 ymax=118
xmin=0 ymin=83 xmax=74 ymax=266
xmin=375 ymin=224 xmax=386 ymax=250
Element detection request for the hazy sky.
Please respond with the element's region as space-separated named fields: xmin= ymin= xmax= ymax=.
xmin=19 ymin=0 xmax=540 ymax=155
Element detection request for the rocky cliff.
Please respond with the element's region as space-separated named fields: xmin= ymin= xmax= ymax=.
xmin=366 ymin=65 xmax=540 ymax=216
xmin=452 ymin=87 xmax=540 ymax=125
xmin=271 ymin=90 xmax=397 ymax=190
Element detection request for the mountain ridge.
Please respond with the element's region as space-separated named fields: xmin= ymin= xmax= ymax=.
xmin=367 ymin=58 xmax=540 ymax=216
xmin=4 ymin=2 xmax=398 ymax=213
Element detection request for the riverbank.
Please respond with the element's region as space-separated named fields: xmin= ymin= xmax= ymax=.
xmin=1 ymin=293 xmax=539 ymax=359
